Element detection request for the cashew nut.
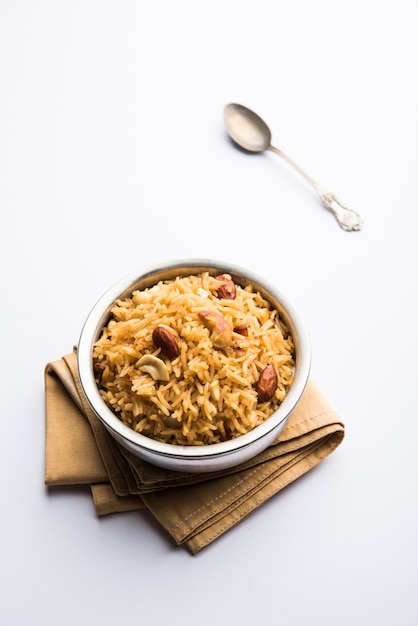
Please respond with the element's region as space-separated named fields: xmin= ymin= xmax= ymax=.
xmin=137 ymin=354 xmax=169 ymax=381
xmin=198 ymin=310 xmax=232 ymax=348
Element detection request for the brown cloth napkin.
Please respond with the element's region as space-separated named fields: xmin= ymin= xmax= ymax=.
xmin=45 ymin=351 xmax=345 ymax=554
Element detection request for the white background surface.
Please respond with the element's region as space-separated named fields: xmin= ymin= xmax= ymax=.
xmin=1 ymin=1 xmax=417 ymax=624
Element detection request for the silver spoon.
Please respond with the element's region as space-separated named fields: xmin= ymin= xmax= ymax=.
xmin=223 ymin=103 xmax=363 ymax=231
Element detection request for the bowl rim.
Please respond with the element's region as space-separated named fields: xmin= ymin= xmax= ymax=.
xmin=77 ymin=258 xmax=311 ymax=460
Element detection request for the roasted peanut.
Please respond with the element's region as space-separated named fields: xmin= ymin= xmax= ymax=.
xmin=93 ymin=361 xmax=105 ymax=374
xmin=256 ymin=364 xmax=278 ymax=403
xmin=215 ymin=274 xmax=236 ymax=300
xmin=233 ymin=323 xmax=248 ymax=336
xmin=198 ymin=309 xmax=232 ymax=348
xmin=152 ymin=326 xmax=179 ymax=360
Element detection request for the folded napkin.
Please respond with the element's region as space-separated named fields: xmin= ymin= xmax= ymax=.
xmin=44 ymin=350 xmax=345 ymax=554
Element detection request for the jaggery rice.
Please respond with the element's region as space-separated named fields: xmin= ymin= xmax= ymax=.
xmin=93 ymin=272 xmax=295 ymax=446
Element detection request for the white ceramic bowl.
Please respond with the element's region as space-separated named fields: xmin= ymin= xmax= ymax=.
xmin=77 ymin=259 xmax=311 ymax=473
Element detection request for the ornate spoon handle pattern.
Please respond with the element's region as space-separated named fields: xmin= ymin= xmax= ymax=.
xmin=319 ymin=191 xmax=363 ymax=232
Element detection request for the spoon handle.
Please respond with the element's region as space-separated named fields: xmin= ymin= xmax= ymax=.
xmin=268 ymin=145 xmax=363 ymax=231
xmin=317 ymin=191 xmax=363 ymax=232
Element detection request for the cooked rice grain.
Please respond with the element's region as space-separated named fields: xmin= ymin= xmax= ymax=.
xmin=93 ymin=272 xmax=295 ymax=445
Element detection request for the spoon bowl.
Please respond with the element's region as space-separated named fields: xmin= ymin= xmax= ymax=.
xmin=224 ymin=103 xmax=271 ymax=153
xmin=223 ymin=103 xmax=363 ymax=232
